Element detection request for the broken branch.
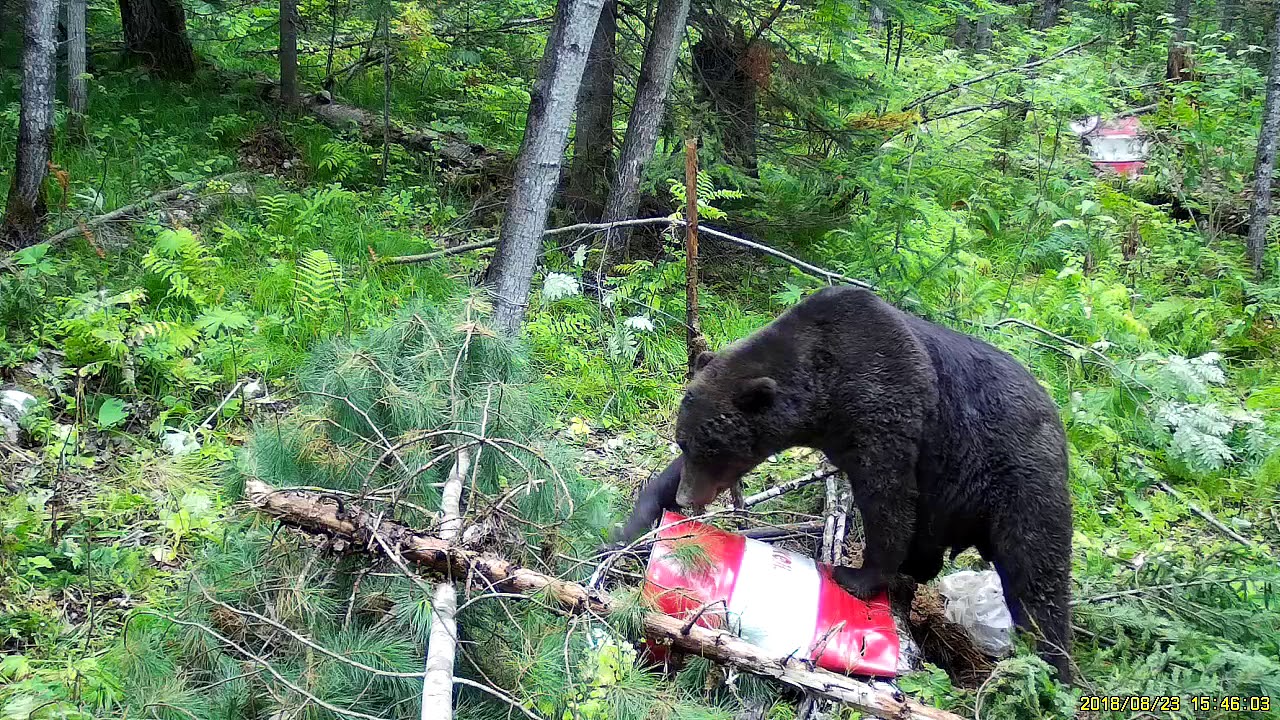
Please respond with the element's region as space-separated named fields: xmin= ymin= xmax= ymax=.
xmin=244 ymin=480 xmax=962 ymax=720
xmin=43 ymin=172 xmax=248 ymax=248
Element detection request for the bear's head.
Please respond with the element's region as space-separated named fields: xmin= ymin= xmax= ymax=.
xmin=674 ymin=350 xmax=786 ymax=508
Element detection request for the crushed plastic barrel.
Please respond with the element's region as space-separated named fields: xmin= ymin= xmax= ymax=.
xmin=642 ymin=511 xmax=901 ymax=677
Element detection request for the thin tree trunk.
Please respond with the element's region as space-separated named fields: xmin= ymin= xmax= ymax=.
xmin=380 ymin=11 xmax=391 ymax=184
xmin=117 ymin=0 xmax=196 ymax=79
xmin=974 ymin=14 xmax=993 ymax=49
xmin=489 ymin=0 xmax=607 ymax=336
xmin=1247 ymin=20 xmax=1280 ymax=275
xmin=599 ymin=0 xmax=691 ymax=260
xmin=279 ymin=0 xmax=299 ymax=104
xmin=693 ymin=20 xmax=758 ymax=176
xmin=953 ymin=13 xmax=972 ymax=49
xmin=2 ymin=0 xmax=59 ymax=250
xmin=1165 ymin=0 xmax=1193 ymax=81
xmin=684 ymin=138 xmax=709 ymax=377
xmin=66 ymin=0 xmax=87 ymax=139
xmin=1036 ymin=0 xmax=1064 ymax=29
xmin=566 ymin=0 xmax=615 ymax=221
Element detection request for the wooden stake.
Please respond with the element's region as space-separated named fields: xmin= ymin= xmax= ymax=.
xmin=684 ymin=137 xmax=709 ymax=377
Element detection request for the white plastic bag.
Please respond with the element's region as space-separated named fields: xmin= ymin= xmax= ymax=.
xmin=936 ymin=570 xmax=1014 ymax=657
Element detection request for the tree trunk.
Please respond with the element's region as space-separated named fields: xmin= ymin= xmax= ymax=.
xmin=1 ymin=0 xmax=59 ymax=250
xmin=599 ymin=0 xmax=691 ymax=260
xmin=117 ymin=0 xmax=196 ymax=79
xmin=420 ymin=448 xmax=471 ymax=720
xmin=869 ymin=1 xmax=885 ymax=32
xmin=1247 ymin=20 xmax=1280 ymax=276
xmin=565 ymin=0 xmax=616 ymax=222
xmin=692 ymin=19 xmax=758 ymax=176
xmin=974 ymin=15 xmax=993 ymax=49
xmin=1165 ymin=0 xmax=1193 ymax=81
xmin=66 ymin=0 xmax=87 ymax=139
xmin=1036 ymin=0 xmax=1064 ymax=29
xmin=953 ymin=13 xmax=972 ymax=49
xmin=488 ymin=0 xmax=606 ymax=336
xmin=279 ymin=0 xmax=299 ymax=104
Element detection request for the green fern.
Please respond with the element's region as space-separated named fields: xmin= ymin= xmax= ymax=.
xmin=295 ymin=249 xmax=345 ymax=317
xmin=316 ymin=140 xmax=363 ymax=182
xmin=141 ymin=228 xmax=219 ymax=303
xmin=257 ymin=193 xmax=294 ymax=233
xmin=667 ymin=171 xmax=745 ymax=221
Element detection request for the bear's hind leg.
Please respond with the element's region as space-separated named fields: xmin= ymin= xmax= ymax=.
xmin=990 ymin=519 xmax=1073 ymax=685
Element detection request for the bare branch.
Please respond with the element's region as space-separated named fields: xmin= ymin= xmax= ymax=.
xmin=245 ymin=480 xmax=964 ymax=720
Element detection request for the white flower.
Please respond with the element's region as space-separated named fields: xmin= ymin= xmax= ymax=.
xmin=623 ymin=315 xmax=655 ymax=332
xmin=541 ymin=272 xmax=581 ymax=302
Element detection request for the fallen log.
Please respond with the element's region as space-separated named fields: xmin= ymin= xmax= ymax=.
xmin=299 ymin=93 xmax=507 ymax=181
xmin=244 ymin=479 xmax=964 ymax=720
xmin=43 ymin=172 xmax=249 ymax=248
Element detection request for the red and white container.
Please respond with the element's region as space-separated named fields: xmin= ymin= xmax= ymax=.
xmin=1070 ymin=115 xmax=1150 ymax=178
xmin=642 ymin=512 xmax=901 ymax=677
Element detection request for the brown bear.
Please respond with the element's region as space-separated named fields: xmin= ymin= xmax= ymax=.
xmin=669 ymin=286 xmax=1074 ymax=682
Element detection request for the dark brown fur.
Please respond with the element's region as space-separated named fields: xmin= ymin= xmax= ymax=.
xmin=673 ymin=286 xmax=1074 ymax=682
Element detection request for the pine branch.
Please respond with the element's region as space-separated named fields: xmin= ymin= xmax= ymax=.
xmin=245 ymin=479 xmax=964 ymax=720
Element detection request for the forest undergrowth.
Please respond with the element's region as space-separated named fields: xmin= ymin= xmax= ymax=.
xmin=3 ymin=2 xmax=1280 ymax=718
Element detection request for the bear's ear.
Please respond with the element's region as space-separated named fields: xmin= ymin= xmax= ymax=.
xmin=694 ymin=351 xmax=716 ymax=372
xmin=734 ymin=377 xmax=777 ymax=412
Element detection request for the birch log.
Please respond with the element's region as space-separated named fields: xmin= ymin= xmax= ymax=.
xmin=420 ymin=448 xmax=470 ymax=719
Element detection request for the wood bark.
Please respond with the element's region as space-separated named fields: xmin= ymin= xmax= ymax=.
xmin=599 ymin=0 xmax=691 ymax=261
xmin=1165 ymin=0 xmax=1193 ymax=81
xmin=1 ymin=0 xmax=59 ymax=250
xmin=692 ymin=19 xmax=758 ymax=176
xmin=420 ymin=448 xmax=471 ymax=719
xmin=244 ymin=479 xmax=964 ymax=720
xmin=117 ymin=0 xmax=196 ymax=79
xmin=684 ymin=138 xmax=709 ymax=377
xmin=1036 ymin=0 xmax=1064 ymax=29
xmin=869 ymin=1 xmax=885 ymax=33
xmin=489 ymin=0 xmax=607 ymax=336
xmin=566 ymin=0 xmax=616 ymax=222
xmin=66 ymin=0 xmax=87 ymax=139
xmin=279 ymin=0 xmax=299 ymax=104
xmin=973 ymin=15 xmax=992 ymax=50
xmin=1247 ymin=18 xmax=1280 ymax=275
xmin=953 ymin=14 xmax=972 ymax=49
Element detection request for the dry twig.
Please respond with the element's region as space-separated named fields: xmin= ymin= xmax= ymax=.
xmin=245 ymin=480 xmax=963 ymax=720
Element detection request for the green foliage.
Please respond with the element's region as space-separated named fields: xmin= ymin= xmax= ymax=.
xmin=5 ymin=1 xmax=1280 ymax=717
xmin=142 ymin=228 xmax=220 ymax=304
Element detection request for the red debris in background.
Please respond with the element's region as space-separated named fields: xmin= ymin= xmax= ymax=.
xmin=643 ymin=511 xmax=901 ymax=678
xmin=1070 ymin=115 xmax=1150 ymax=178
xmin=1070 ymin=114 xmax=1152 ymax=178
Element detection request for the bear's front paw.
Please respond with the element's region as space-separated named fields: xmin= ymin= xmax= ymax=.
xmin=832 ymin=566 xmax=891 ymax=599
